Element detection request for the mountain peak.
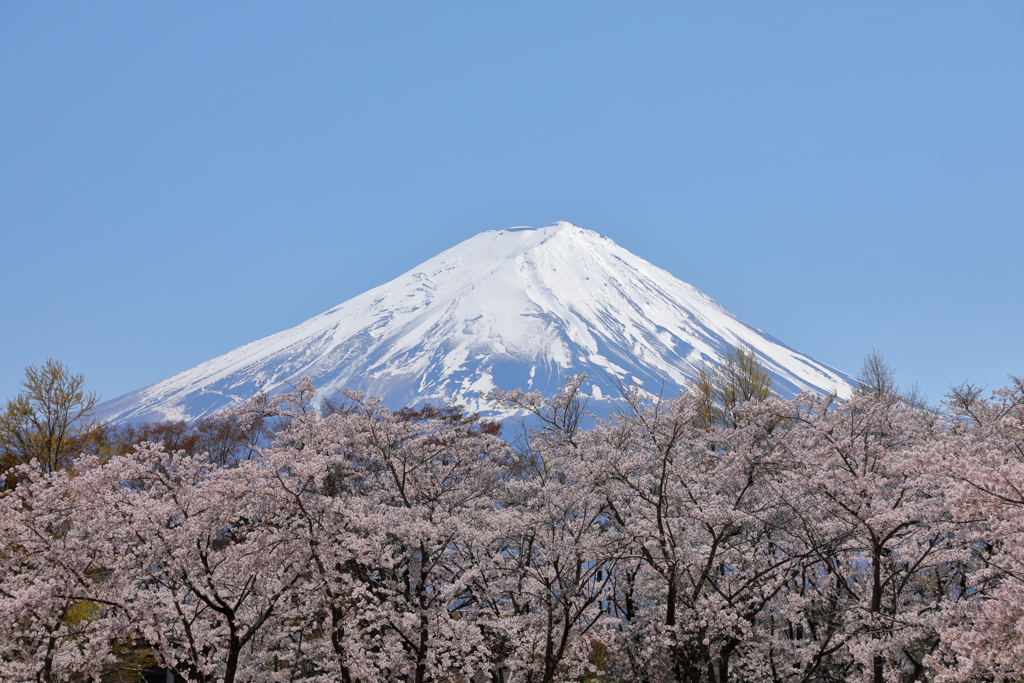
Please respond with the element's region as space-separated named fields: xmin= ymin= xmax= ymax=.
xmin=487 ymin=221 xmax=600 ymax=248
xmin=502 ymin=220 xmax=581 ymax=232
xmin=541 ymin=220 xmax=585 ymax=233
xmin=95 ymin=223 xmax=856 ymax=424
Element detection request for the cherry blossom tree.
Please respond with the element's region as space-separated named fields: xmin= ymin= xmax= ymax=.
xmin=586 ymin=385 xmax=803 ymax=683
xmin=0 ymin=460 xmax=128 ymax=683
xmin=306 ymin=390 xmax=511 ymax=683
xmin=488 ymin=377 xmax=622 ymax=683
xmin=7 ymin=370 xmax=1024 ymax=683
xmin=919 ymin=377 xmax=1024 ymax=681
xmin=252 ymin=414 xmax=390 ymax=682
xmin=775 ymin=389 xmax=960 ymax=683
xmin=81 ymin=442 xmax=312 ymax=683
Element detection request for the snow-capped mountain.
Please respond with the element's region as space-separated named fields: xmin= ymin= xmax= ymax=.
xmin=95 ymin=222 xmax=856 ymax=424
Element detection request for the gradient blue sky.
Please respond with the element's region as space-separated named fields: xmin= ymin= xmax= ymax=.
xmin=2 ymin=2 xmax=1021 ymax=407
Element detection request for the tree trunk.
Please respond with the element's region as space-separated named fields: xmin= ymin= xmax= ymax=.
xmin=665 ymin=574 xmax=687 ymax=683
xmin=223 ymin=643 xmax=241 ymax=683
xmin=871 ymin=542 xmax=884 ymax=683
xmin=415 ymin=541 xmax=430 ymax=683
xmin=331 ymin=607 xmax=353 ymax=683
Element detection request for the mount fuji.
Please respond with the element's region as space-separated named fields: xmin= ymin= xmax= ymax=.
xmin=95 ymin=222 xmax=856 ymax=424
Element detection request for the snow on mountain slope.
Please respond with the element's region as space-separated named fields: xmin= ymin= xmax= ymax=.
xmin=95 ymin=222 xmax=856 ymax=424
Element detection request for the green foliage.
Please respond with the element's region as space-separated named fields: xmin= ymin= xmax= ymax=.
xmin=64 ymin=598 xmax=101 ymax=627
xmin=100 ymin=641 xmax=160 ymax=683
xmin=0 ymin=359 xmax=102 ymax=488
xmin=687 ymin=346 xmax=775 ymax=429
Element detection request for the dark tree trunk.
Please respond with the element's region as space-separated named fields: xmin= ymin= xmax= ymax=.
xmin=871 ymin=542 xmax=884 ymax=683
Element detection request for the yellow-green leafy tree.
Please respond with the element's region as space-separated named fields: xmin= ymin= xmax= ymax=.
xmin=688 ymin=345 xmax=775 ymax=430
xmin=0 ymin=359 xmax=103 ymax=489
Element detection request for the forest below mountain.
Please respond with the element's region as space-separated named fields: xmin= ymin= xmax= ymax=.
xmin=1 ymin=354 xmax=1023 ymax=683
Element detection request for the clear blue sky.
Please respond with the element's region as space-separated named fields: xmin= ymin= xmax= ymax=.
xmin=2 ymin=2 xmax=1021 ymax=407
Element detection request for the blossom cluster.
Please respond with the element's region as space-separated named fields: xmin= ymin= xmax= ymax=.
xmin=2 ymin=375 xmax=1023 ymax=683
